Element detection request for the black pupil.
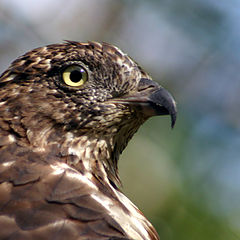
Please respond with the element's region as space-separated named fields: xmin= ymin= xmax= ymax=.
xmin=70 ymin=70 xmax=82 ymax=82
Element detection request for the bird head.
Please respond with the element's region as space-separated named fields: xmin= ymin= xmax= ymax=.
xmin=0 ymin=41 xmax=176 ymax=184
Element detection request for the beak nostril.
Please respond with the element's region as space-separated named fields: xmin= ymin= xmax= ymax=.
xmin=138 ymin=85 xmax=156 ymax=92
xmin=138 ymin=78 xmax=159 ymax=92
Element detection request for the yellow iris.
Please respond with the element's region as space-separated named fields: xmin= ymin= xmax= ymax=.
xmin=62 ymin=65 xmax=88 ymax=87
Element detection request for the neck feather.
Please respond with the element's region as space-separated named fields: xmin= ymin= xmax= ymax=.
xmin=0 ymin=106 xmax=145 ymax=186
xmin=60 ymin=132 xmax=120 ymax=185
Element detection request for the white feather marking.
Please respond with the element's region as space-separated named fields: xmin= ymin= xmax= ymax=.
xmin=84 ymin=146 xmax=91 ymax=160
xmin=51 ymin=219 xmax=66 ymax=227
xmin=117 ymin=193 xmax=149 ymax=237
xmin=50 ymin=162 xmax=98 ymax=190
xmin=40 ymin=46 xmax=48 ymax=53
xmin=65 ymin=132 xmax=74 ymax=141
xmin=34 ymin=57 xmax=41 ymax=63
xmin=91 ymin=193 xmax=111 ymax=211
xmin=68 ymin=146 xmax=85 ymax=159
xmin=112 ymin=187 xmax=151 ymax=239
xmin=67 ymin=137 xmax=94 ymax=172
xmin=91 ymin=188 xmax=151 ymax=240
xmin=50 ymin=165 xmax=65 ymax=175
xmin=8 ymin=135 xmax=15 ymax=143
xmin=2 ymin=161 xmax=15 ymax=167
xmin=2 ymin=74 xmax=17 ymax=83
xmin=0 ymin=215 xmax=16 ymax=224
xmin=43 ymin=59 xmax=51 ymax=70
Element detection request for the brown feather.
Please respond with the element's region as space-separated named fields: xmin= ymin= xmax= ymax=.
xmin=0 ymin=41 xmax=176 ymax=240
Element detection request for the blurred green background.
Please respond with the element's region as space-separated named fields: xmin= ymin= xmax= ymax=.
xmin=0 ymin=0 xmax=239 ymax=239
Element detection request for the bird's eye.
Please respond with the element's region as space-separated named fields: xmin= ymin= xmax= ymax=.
xmin=62 ymin=65 xmax=88 ymax=87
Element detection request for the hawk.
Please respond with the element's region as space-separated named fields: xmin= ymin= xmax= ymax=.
xmin=0 ymin=41 xmax=176 ymax=240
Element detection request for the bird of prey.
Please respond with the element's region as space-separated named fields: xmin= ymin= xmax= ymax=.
xmin=0 ymin=41 xmax=176 ymax=240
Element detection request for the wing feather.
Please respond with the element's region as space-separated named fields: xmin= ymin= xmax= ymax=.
xmin=0 ymin=144 xmax=130 ymax=240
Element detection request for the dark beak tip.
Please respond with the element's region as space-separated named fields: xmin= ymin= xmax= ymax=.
xmin=171 ymin=109 xmax=177 ymax=129
xmin=169 ymin=99 xmax=177 ymax=128
xmin=149 ymin=87 xmax=177 ymax=128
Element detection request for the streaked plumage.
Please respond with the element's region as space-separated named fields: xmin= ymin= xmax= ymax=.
xmin=0 ymin=41 xmax=176 ymax=240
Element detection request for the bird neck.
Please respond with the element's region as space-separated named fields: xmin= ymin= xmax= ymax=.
xmin=59 ymin=132 xmax=121 ymax=185
xmin=0 ymin=100 xmax=144 ymax=186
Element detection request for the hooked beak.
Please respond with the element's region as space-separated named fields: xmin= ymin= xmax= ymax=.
xmin=110 ymin=78 xmax=177 ymax=128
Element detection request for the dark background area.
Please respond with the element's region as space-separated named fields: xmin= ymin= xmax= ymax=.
xmin=0 ymin=0 xmax=239 ymax=239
